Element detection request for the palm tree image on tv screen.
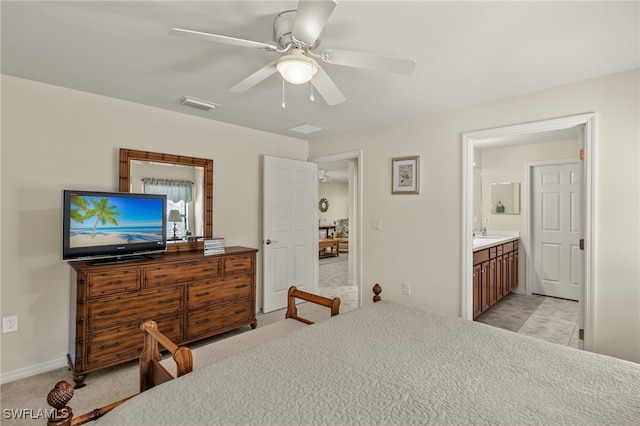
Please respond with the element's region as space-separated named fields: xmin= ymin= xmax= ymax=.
xmin=69 ymin=195 xmax=164 ymax=248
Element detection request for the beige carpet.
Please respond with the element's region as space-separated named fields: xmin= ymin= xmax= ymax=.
xmin=318 ymin=254 xmax=358 ymax=312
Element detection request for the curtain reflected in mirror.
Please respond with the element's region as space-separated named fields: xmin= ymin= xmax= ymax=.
xmin=131 ymin=163 xmax=203 ymax=241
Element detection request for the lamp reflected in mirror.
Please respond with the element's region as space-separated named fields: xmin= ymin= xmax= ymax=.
xmin=167 ymin=209 xmax=182 ymax=239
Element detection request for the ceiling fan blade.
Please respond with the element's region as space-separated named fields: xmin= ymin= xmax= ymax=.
xmin=229 ymin=62 xmax=278 ymax=93
xmin=170 ymin=28 xmax=278 ymax=51
xmin=292 ymin=0 xmax=337 ymax=47
xmin=321 ymin=49 xmax=416 ymax=76
xmin=312 ymin=67 xmax=346 ymax=105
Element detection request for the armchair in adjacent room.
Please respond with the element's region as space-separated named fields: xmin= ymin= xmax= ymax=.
xmin=332 ymin=218 xmax=349 ymax=253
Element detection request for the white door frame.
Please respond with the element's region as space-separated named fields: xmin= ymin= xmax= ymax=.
xmin=461 ymin=113 xmax=596 ymax=352
xmin=309 ymin=150 xmax=363 ymax=308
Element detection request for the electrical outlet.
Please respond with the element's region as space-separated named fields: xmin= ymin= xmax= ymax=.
xmin=371 ymin=220 xmax=382 ymax=231
xmin=402 ymin=282 xmax=411 ymax=295
xmin=3 ymin=315 xmax=18 ymax=333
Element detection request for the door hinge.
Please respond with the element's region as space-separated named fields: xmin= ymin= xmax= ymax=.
xmin=579 ymin=239 xmax=584 ymax=250
xmin=579 ymin=148 xmax=585 ymax=160
xmin=579 ymin=329 xmax=584 ymax=341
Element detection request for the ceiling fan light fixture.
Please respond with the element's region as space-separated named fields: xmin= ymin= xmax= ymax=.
xmin=277 ymin=54 xmax=318 ymax=85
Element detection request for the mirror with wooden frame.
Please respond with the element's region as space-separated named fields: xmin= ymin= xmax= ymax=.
xmin=119 ymin=148 xmax=213 ymax=252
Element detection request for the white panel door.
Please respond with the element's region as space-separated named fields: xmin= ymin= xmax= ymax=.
xmin=263 ymin=156 xmax=317 ymax=313
xmin=532 ymin=162 xmax=581 ymax=300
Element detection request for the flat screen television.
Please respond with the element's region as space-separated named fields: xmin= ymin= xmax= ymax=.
xmin=62 ymin=189 xmax=167 ymax=263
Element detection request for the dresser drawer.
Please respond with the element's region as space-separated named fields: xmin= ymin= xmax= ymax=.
xmin=186 ymin=300 xmax=253 ymax=339
xmin=187 ymin=274 xmax=253 ymax=309
xmin=223 ymin=254 xmax=254 ymax=275
xmin=88 ymin=287 xmax=183 ymax=331
xmin=86 ymin=315 xmax=182 ymax=367
xmin=144 ymin=259 xmax=221 ymax=287
xmin=86 ymin=268 xmax=140 ymax=296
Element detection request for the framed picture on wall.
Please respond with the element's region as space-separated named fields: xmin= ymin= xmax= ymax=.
xmin=392 ymin=156 xmax=420 ymax=194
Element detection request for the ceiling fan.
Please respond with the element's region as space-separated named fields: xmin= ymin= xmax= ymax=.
xmin=170 ymin=0 xmax=416 ymax=106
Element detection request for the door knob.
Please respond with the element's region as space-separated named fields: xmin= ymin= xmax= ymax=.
xmin=265 ymin=239 xmax=278 ymax=245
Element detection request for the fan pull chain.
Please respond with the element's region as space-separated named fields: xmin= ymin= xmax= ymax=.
xmin=282 ymin=78 xmax=286 ymax=109
xmin=309 ymin=81 xmax=315 ymax=102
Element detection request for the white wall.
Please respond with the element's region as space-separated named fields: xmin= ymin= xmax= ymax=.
xmin=309 ymin=69 xmax=640 ymax=363
xmin=0 ymin=76 xmax=307 ymax=379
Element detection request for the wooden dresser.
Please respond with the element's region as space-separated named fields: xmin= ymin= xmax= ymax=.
xmin=67 ymin=246 xmax=258 ymax=388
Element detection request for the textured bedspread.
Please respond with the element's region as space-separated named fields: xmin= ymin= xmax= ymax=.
xmin=96 ymin=302 xmax=640 ymax=425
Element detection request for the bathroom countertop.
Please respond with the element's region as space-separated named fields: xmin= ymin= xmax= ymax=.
xmin=472 ymin=232 xmax=519 ymax=252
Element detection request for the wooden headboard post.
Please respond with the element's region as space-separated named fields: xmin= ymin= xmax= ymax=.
xmin=373 ymin=283 xmax=382 ymax=302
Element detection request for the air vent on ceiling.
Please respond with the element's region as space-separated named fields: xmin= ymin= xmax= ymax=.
xmin=176 ymin=96 xmax=220 ymax=111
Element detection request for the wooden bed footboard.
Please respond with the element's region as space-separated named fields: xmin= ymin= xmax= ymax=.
xmin=139 ymin=320 xmax=193 ymax=392
xmin=285 ymin=286 xmax=341 ymax=324
xmin=45 ymin=319 xmax=189 ymax=426
xmin=45 ymin=285 xmax=379 ymax=425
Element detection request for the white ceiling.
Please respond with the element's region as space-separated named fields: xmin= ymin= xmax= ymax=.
xmin=1 ymin=1 xmax=638 ymax=141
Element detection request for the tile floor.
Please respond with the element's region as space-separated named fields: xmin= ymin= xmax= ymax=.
xmin=483 ymin=294 xmax=580 ymax=348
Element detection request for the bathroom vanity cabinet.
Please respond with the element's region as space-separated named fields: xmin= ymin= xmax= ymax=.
xmin=473 ymin=240 xmax=518 ymax=319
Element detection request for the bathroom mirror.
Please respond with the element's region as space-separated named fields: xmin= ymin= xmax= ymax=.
xmin=491 ymin=182 xmax=520 ymax=214
xmin=119 ymin=148 xmax=213 ymax=252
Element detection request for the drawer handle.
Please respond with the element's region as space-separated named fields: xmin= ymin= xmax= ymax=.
xmin=235 ymin=309 xmax=247 ymax=315
xmin=154 ymin=274 xmax=169 ymax=279
xmin=202 ymin=267 xmax=217 ymax=272
xmin=99 ymin=342 xmax=120 ymax=350
xmin=196 ymin=318 xmax=210 ymax=325
xmin=159 ymin=298 xmax=176 ymax=305
xmin=195 ymin=291 xmax=210 ymax=297
xmin=106 ymin=279 xmax=123 ymax=286
xmin=98 ymin=309 xmax=120 ymax=316
xmin=235 ymin=284 xmax=248 ymax=289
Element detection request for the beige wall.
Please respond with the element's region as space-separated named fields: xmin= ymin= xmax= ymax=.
xmin=309 ymin=69 xmax=640 ymax=362
xmin=0 ymin=76 xmax=307 ymax=379
xmin=319 ymin=182 xmax=349 ymax=226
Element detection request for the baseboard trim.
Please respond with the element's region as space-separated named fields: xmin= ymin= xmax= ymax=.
xmin=0 ymin=356 xmax=68 ymax=385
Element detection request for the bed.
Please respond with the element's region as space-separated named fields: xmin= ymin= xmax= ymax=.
xmin=47 ymin=285 xmax=640 ymax=425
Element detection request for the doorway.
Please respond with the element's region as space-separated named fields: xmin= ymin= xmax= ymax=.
xmin=461 ymin=113 xmax=595 ymax=352
xmin=310 ymin=151 xmax=363 ymax=310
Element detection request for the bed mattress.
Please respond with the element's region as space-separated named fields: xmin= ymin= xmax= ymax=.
xmin=96 ymin=301 xmax=640 ymax=425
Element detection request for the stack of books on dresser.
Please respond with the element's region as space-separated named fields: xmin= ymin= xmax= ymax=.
xmin=204 ymin=238 xmax=225 ymax=255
